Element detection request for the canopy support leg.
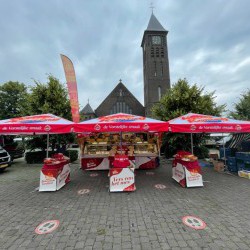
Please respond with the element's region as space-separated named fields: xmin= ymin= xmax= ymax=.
xmin=191 ymin=133 xmax=194 ymax=155
xmin=46 ymin=133 xmax=50 ymax=158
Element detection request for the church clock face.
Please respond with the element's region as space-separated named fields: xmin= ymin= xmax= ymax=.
xmin=152 ymin=36 xmax=161 ymax=45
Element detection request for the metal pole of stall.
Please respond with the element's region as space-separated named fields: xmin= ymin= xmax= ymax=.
xmin=222 ymin=133 xmax=227 ymax=171
xmin=191 ymin=133 xmax=194 ymax=155
xmin=46 ymin=133 xmax=50 ymax=158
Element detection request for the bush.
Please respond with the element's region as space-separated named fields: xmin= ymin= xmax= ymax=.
xmin=25 ymin=151 xmax=48 ymax=164
xmin=25 ymin=150 xmax=78 ymax=164
xmin=64 ymin=150 xmax=79 ymax=162
xmin=194 ymin=145 xmax=209 ymax=159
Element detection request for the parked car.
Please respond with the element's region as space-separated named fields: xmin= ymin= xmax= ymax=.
xmin=1 ymin=136 xmax=25 ymax=161
xmin=0 ymin=146 xmax=11 ymax=171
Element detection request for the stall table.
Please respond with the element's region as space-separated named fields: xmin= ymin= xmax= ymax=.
xmin=39 ymin=155 xmax=70 ymax=191
xmin=172 ymin=158 xmax=203 ymax=188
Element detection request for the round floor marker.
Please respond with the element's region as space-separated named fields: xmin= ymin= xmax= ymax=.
xmin=35 ymin=220 xmax=59 ymax=234
xmin=146 ymin=172 xmax=155 ymax=175
xmin=154 ymin=184 xmax=166 ymax=189
xmin=78 ymin=189 xmax=90 ymax=195
xmin=90 ymin=173 xmax=98 ymax=177
xmin=182 ymin=216 xmax=206 ymax=230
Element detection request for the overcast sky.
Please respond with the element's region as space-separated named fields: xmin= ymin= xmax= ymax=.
xmin=1 ymin=0 xmax=250 ymax=114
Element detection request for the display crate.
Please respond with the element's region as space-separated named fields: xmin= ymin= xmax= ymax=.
xmin=219 ymin=148 xmax=231 ymax=159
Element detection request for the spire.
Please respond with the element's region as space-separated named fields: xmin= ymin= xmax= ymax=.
xmin=80 ymin=103 xmax=94 ymax=115
xmin=146 ymin=13 xmax=166 ymax=32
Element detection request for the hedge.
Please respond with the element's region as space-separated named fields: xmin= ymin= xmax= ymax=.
xmin=25 ymin=150 xmax=79 ymax=164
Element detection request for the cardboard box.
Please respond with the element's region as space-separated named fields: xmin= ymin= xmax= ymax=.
xmin=209 ymin=153 xmax=219 ymax=161
xmin=213 ymin=160 xmax=224 ymax=172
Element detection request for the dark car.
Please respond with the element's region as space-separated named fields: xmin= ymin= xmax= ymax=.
xmin=0 ymin=146 xmax=11 ymax=171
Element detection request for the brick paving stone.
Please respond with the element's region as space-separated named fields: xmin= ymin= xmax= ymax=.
xmin=2 ymin=158 xmax=250 ymax=249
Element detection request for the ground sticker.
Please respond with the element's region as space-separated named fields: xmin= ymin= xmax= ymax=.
xmin=154 ymin=184 xmax=166 ymax=189
xmin=90 ymin=173 xmax=98 ymax=177
xmin=35 ymin=220 xmax=60 ymax=234
xmin=78 ymin=189 xmax=90 ymax=195
xmin=182 ymin=215 xmax=206 ymax=230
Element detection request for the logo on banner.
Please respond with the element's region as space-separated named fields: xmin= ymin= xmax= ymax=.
xmin=44 ymin=125 xmax=51 ymax=132
xmin=94 ymin=124 xmax=101 ymax=131
xmin=98 ymin=114 xmax=145 ymax=122
xmin=190 ymin=125 xmax=196 ymax=131
xmin=143 ymin=124 xmax=149 ymax=130
xmin=235 ymin=125 xmax=242 ymax=131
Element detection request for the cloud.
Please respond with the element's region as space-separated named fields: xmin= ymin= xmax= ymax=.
xmin=0 ymin=0 xmax=250 ymax=115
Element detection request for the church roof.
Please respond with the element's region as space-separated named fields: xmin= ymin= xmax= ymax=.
xmin=146 ymin=13 xmax=166 ymax=32
xmin=80 ymin=103 xmax=95 ymax=115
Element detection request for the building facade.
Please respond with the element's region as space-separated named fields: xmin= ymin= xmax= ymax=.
xmin=141 ymin=13 xmax=171 ymax=116
xmin=82 ymin=13 xmax=170 ymax=119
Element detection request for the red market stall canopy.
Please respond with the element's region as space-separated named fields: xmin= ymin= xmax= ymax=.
xmin=168 ymin=113 xmax=250 ymax=133
xmin=74 ymin=113 xmax=169 ymax=132
xmin=0 ymin=114 xmax=74 ymax=135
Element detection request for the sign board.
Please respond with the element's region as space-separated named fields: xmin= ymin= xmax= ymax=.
xmin=109 ymin=168 xmax=135 ymax=192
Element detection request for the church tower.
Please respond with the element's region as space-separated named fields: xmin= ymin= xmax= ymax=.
xmin=141 ymin=13 xmax=170 ymax=116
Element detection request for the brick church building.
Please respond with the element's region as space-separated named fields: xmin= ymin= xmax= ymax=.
xmin=80 ymin=12 xmax=170 ymax=119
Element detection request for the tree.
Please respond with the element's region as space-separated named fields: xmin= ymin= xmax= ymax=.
xmin=230 ymin=89 xmax=250 ymax=120
xmin=29 ymin=75 xmax=72 ymax=120
xmin=152 ymin=78 xmax=226 ymax=158
xmin=27 ymin=75 xmax=74 ymax=152
xmin=0 ymin=81 xmax=30 ymax=119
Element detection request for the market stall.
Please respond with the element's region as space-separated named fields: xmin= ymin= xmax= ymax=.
xmin=74 ymin=113 xmax=169 ymax=192
xmin=75 ymin=113 xmax=168 ymax=171
xmin=168 ymin=113 xmax=250 ymax=176
xmin=0 ymin=114 xmax=75 ymax=191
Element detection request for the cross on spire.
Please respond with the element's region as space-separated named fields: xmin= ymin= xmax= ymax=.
xmin=150 ymin=2 xmax=155 ymax=14
xmin=119 ymin=79 xmax=122 ymax=83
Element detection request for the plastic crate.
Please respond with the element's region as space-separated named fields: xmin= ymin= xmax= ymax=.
xmin=227 ymin=163 xmax=238 ymax=172
xmin=227 ymin=157 xmax=236 ymax=165
xmin=219 ymin=148 xmax=231 ymax=159
xmin=237 ymin=162 xmax=245 ymax=171
xmin=235 ymin=152 xmax=245 ymax=160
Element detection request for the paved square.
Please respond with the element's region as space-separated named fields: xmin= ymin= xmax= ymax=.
xmin=1 ymin=157 xmax=250 ymax=249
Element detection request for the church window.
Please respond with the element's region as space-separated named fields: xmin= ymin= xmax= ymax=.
xmin=111 ymin=101 xmax=132 ymax=114
xmin=161 ymin=48 xmax=164 ymax=58
xmin=158 ymin=86 xmax=162 ymax=101
xmin=156 ymin=48 xmax=159 ymax=57
xmin=161 ymin=62 xmax=164 ymax=76
xmin=151 ymin=47 xmax=154 ymax=57
xmin=154 ymin=61 xmax=157 ymax=77
xmin=119 ymin=89 xmax=123 ymax=96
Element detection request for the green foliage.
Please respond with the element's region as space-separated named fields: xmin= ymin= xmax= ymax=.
xmin=25 ymin=151 xmax=48 ymax=164
xmin=153 ymin=78 xmax=226 ymax=158
xmin=28 ymin=74 xmax=75 ymax=149
xmin=230 ymin=89 xmax=250 ymax=120
xmin=152 ymin=78 xmax=226 ymax=120
xmin=64 ymin=150 xmax=79 ymax=162
xmin=0 ymin=81 xmax=30 ymax=119
xmin=29 ymin=74 xmax=71 ymax=120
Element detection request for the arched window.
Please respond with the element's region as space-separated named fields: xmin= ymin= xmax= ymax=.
xmin=110 ymin=102 xmax=132 ymax=114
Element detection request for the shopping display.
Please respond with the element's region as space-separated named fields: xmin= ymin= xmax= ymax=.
xmin=79 ymin=132 xmax=160 ymax=171
xmin=39 ymin=153 xmax=70 ymax=191
xmin=172 ymin=151 xmax=203 ymax=187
